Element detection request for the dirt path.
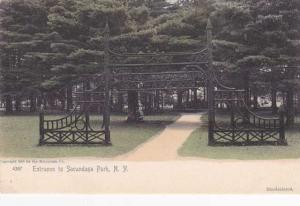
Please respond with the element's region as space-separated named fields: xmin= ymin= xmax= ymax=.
xmin=116 ymin=113 xmax=202 ymax=161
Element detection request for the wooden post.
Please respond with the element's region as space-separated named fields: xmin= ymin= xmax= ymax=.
xmin=103 ymin=22 xmax=111 ymax=145
xmin=84 ymin=81 xmax=90 ymax=143
xmin=85 ymin=109 xmax=90 ymax=143
xmin=231 ymin=101 xmax=235 ymax=142
xmin=207 ymin=18 xmax=214 ymax=146
xmin=39 ymin=104 xmax=45 ymax=145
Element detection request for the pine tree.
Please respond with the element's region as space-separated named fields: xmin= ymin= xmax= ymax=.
xmin=0 ymin=0 xmax=53 ymax=113
xmin=210 ymin=0 xmax=300 ymax=118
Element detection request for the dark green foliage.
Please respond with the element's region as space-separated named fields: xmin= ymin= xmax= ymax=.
xmin=129 ymin=6 xmax=150 ymax=25
xmin=0 ymin=0 xmax=299 ymax=114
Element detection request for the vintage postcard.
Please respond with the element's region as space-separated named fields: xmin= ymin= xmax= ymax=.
xmin=0 ymin=0 xmax=299 ymax=196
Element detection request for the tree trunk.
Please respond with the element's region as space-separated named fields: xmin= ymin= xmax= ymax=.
xmin=297 ymin=93 xmax=300 ymax=114
xmin=149 ymin=93 xmax=154 ymax=112
xmin=154 ymin=90 xmax=160 ymax=111
xmin=244 ymin=72 xmax=250 ymax=107
xmin=186 ymin=89 xmax=190 ymax=107
xmin=117 ymin=92 xmax=124 ymax=113
xmin=193 ymin=89 xmax=197 ymax=107
xmin=83 ymin=81 xmax=90 ymax=111
xmin=243 ymin=71 xmax=250 ymax=123
xmin=271 ymin=87 xmax=277 ymax=114
xmin=127 ymin=91 xmax=138 ymax=122
xmin=286 ymin=89 xmax=295 ymax=126
xmin=66 ymin=85 xmax=73 ymax=111
xmin=110 ymin=90 xmax=114 ymax=110
xmin=48 ymin=94 xmax=55 ymax=109
xmin=204 ymin=86 xmax=207 ymax=108
xmin=5 ymin=95 xmax=13 ymax=114
xmin=161 ymin=92 xmax=164 ymax=110
xmin=15 ymin=95 xmax=21 ymax=112
xmin=43 ymin=93 xmax=47 ymax=110
xmin=253 ymin=91 xmax=258 ymax=110
xmin=37 ymin=95 xmax=42 ymax=108
xmin=30 ymin=95 xmax=36 ymax=112
xmin=60 ymin=93 xmax=66 ymax=111
xmin=144 ymin=93 xmax=151 ymax=114
xmin=177 ymin=90 xmax=183 ymax=109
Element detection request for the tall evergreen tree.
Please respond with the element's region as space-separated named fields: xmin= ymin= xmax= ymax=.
xmin=0 ymin=0 xmax=54 ymax=113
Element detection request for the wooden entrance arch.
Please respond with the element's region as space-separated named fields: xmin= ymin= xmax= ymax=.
xmin=39 ymin=19 xmax=286 ymax=146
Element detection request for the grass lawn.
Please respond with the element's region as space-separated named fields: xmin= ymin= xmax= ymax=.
xmin=0 ymin=113 xmax=179 ymax=158
xmin=178 ymin=115 xmax=300 ymax=160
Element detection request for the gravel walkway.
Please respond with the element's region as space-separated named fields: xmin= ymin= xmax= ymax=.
xmin=116 ymin=113 xmax=202 ymax=161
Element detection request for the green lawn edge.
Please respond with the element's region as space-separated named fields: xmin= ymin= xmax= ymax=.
xmin=178 ymin=126 xmax=300 ymax=160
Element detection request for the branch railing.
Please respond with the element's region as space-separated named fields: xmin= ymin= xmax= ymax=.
xmin=40 ymin=105 xmax=82 ymax=131
xmin=212 ymin=79 xmax=286 ymax=145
